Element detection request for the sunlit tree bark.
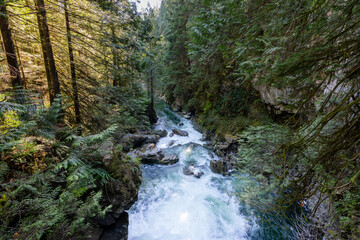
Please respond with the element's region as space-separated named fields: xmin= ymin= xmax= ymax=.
xmin=35 ymin=0 xmax=61 ymax=104
xmin=0 ymin=1 xmax=23 ymax=89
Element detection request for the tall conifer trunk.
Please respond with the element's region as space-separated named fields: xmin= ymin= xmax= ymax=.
xmin=35 ymin=0 xmax=60 ymax=104
xmin=111 ymin=25 xmax=119 ymax=87
xmin=64 ymin=0 xmax=81 ymax=125
xmin=0 ymin=1 xmax=23 ymax=89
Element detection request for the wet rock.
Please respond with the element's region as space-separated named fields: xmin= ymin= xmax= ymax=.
xmin=171 ymin=101 xmax=182 ymax=112
xmin=129 ymin=144 xmax=179 ymax=165
xmin=192 ymin=121 xmax=203 ymax=133
xmin=178 ymin=122 xmax=184 ymax=126
xmin=173 ymin=106 xmax=181 ymax=112
xmin=210 ymin=160 xmax=226 ymax=174
xmin=141 ymin=150 xmax=165 ymax=164
xmin=159 ymin=155 xmax=179 ymax=165
xmin=100 ymin=212 xmax=129 ymax=240
xmin=194 ymin=171 xmax=204 ymax=178
xmin=183 ymin=165 xmax=204 ymax=178
xmin=153 ymin=129 xmax=168 ymax=138
xmin=141 ymin=151 xmax=165 ymax=164
xmin=120 ymin=134 xmax=160 ymax=152
xmin=184 ymin=114 xmax=191 ymax=119
xmin=172 ymin=128 xmax=189 ymax=137
xmin=88 ymin=227 xmax=104 ymax=240
xmin=128 ymin=144 xmax=165 ymax=164
xmin=127 ymin=143 xmax=153 ymax=157
xmin=169 ymin=132 xmax=174 ymax=137
xmin=214 ymin=144 xmax=230 ymax=151
xmin=203 ymin=142 xmax=214 ymax=150
xmin=169 ymin=140 xmax=176 ymax=147
xmin=94 ymin=212 xmax=115 ymax=226
xmin=183 ymin=166 xmax=194 ymax=176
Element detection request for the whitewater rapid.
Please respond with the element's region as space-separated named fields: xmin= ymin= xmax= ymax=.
xmin=127 ymin=108 xmax=250 ymax=240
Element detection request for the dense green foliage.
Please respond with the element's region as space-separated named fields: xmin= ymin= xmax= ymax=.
xmin=0 ymin=0 xmax=153 ymax=239
xmin=2 ymin=0 xmax=360 ymax=238
xmin=0 ymin=97 xmax=106 ymax=238
xmin=148 ymin=0 xmax=360 ymax=238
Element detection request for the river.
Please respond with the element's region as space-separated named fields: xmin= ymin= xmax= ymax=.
xmin=128 ymin=105 xmax=295 ymax=240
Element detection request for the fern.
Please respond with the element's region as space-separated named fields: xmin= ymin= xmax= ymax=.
xmin=0 ymin=96 xmax=117 ymax=239
xmin=1 ymin=169 xmax=108 ymax=239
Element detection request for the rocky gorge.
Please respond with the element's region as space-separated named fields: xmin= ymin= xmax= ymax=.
xmin=165 ymin=97 xmax=335 ymax=239
xmin=127 ymin=107 xmax=252 ymax=239
xmin=91 ymin=100 xmax=332 ymax=240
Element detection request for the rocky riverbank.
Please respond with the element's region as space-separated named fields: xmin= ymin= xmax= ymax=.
xmin=165 ymin=109 xmax=240 ymax=176
xmin=89 ymin=128 xmax=187 ymax=239
xmin=127 ymin=106 xmax=251 ymax=240
xmin=167 ymin=107 xmax=333 ymax=239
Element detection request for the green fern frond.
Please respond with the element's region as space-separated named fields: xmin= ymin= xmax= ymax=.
xmin=55 ymin=154 xmax=84 ymax=171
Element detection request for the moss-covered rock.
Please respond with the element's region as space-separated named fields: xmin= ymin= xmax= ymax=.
xmin=102 ymin=151 xmax=142 ymax=218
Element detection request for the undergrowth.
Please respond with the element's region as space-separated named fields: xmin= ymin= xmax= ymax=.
xmin=0 ymin=92 xmax=142 ymax=239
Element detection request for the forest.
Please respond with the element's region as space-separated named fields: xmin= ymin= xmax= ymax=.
xmin=0 ymin=0 xmax=359 ymax=239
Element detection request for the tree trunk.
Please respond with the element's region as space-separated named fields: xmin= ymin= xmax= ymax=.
xmin=146 ymin=64 xmax=157 ymax=124
xmin=150 ymin=67 xmax=154 ymax=107
xmin=13 ymin=35 xmax=27 ymax=89
xmin=35 ymin=0 xmax=60 ymax=104
xmin=0 ymin=1 xmax=23 ymax=89
xmin=111 ymin=25 xmax=119 ymax=87
xmin=64 ymin=0 xmax=81 ymax=126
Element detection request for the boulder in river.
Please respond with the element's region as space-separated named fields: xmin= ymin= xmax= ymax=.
xmin=128 ymin=144 xmax=164 ymax=164
xmin=178 ymin=122 xmax=184 ymax=126
xmin=194 ymin=171 xmax=204 ymax=178
xmin=153 ymin=129 xmax=168 ymax=138
xmin=183 ymin=167 xmax=193 ymax=176
xmin=183 ymin=114 xmax=191 ymax=119
xmin=129 ymin=144 xmax=179 ymax=165
xmin=142 ymin=151 xmax=165 ymax=164
xmin=100 ymin=212 xmax=129 ymax=240
xmin=210 ymin=160 xmax=226 ymax=174
xmin=169 ymin=140 xmax=176 ymax=147
xmin=183 ymin=165 xmax=204 ymax=178
xmin=169 ymin=132 xmax=174 ymax=137
xmin=172 ymin=128 xmax=189 ymax=137
xmin=159 ymin=155 xmax=179 ymax=165
xmin=120 ymin=134 xmax=160 ymax=152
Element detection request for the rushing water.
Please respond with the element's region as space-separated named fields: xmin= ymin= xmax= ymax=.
xmin=128 ymin=105 xmax=296 ymax=240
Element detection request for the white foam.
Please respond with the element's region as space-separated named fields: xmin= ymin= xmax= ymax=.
xmin=155 ymin=112 xmax=204 ymax=149
xmin=128 ymin=110 xmax=249 ymax=240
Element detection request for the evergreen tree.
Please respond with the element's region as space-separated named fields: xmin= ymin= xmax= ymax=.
xmin=34 ymin=0 xmax=61 ymax=104
xmin=163 ymin=0 xmax=190 ymax=106
xmin=0 ymin=0 xmax=23 ymax=90
xmin=63 ymin=0 xmax=81 ymax=126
